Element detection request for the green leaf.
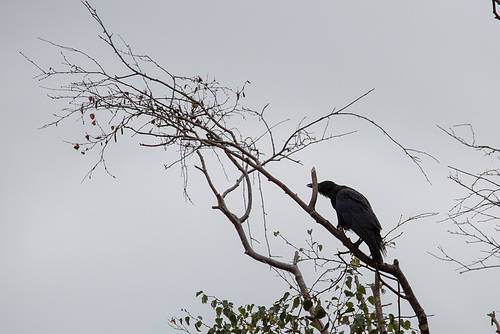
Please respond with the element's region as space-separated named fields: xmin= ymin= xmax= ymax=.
xmin=282 ymin=292 xmax=290 ymax=301
xmin=346 ymin=301 xmax=355 ymax=313
xmin=303 ymin=299 xmax=313 ymax=311
xmin=196 ymin=290 xmax=203 ymax=297
xmin=293 ymin=297 xmax=301 ymax=309
xmin=344 ymin=290 xmax=354 ymax=298
xmin=346 ymin=276 xmax=352 ymax=289
xmin=195 ymin=320 xmax=202 ymax=332
xmin=185 ymin=316 xmax=190 ymax=326
xmin=202 ymin=295 xmax=208 ymax=304
xmin=247 ymin=304 xmax=254 ymax=312
xmin=314 ymin=306 xmax=327 ymax=319
xmin=307 ymin=229 xmax=313 ymax=235
xmin=223 ymin=307 xmax=231 ymax=317
xmin=229 ymin=314 xmax=237 ymax=326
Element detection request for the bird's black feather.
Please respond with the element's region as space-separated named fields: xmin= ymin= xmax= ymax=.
xmin=307 ymin=180 xmax=385 ymax=264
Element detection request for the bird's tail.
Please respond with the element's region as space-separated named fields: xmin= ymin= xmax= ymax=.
xmin=369 ymin=234 xmax=386 ymax=265
xmin=370 ymin=247 xmax=384 ymax=265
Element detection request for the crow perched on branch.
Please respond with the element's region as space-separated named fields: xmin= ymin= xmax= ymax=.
xmin=307 ymin=180 xmax=385 ymax=264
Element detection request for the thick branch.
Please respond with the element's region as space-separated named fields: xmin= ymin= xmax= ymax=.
xmin=236 ymin=158 xmax=430 ymax=333
xmin=384 ymin=260 xmax=429 ymax=334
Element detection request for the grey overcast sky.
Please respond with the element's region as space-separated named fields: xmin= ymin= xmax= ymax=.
xmin=1 ymin=1 xmax=500 ymax=333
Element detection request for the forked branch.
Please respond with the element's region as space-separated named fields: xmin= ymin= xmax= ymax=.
xmin=195 ymin=151 xmax=328 ymax=334
xmin=27 ymin=2 xmax=431 ymax=333
xmin=436 ymin=124 xmax=500 ymax=273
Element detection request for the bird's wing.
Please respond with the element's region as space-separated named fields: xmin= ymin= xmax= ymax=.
xmin=335 ymin=187 xmax=385 ymax=263
xmin=336 ymin=188 xmax=382 ymax=231
xmin=342 ymin=187 xmax=371 ymax=208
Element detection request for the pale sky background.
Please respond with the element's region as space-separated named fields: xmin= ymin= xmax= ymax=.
xmin=1 ymin=1 xmax=500 ymax=333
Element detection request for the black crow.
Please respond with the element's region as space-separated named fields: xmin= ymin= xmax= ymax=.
xmin=307 ymin=180 xmax=385 ymax=264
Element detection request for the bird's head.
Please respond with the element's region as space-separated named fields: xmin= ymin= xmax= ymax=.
xmin=307 ymin=180 xmax=339 ymax=198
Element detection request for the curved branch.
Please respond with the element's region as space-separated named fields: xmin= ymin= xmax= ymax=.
xmin=224 ymin=150 xmax=252 ymax=223
xmin=195 ymin=151 xmax=328 ymax=334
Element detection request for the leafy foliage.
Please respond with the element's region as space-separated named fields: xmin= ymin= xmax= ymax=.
xmin=28 ymin=3 xmax=430 ymax=333
xmin=170 ymin=266 xmax=417 ymax=334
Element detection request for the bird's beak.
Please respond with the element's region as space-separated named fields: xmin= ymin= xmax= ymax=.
xmin=306 ymin=183 xmax=312 ymax=188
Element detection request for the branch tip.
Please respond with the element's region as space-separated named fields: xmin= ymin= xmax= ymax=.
xmin=308 ymin=168 xmax=318 ymax=209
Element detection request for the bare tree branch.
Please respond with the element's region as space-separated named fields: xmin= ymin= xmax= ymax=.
xmin=493 ymin=0 xmax=500 ymax=21
xmin=435 ymin=124 xmax=500 ymax=274
xmin=195 ymin=151 xmax=328 ymax=334
xmin=488 ymin=311 xmax=500 ymax=334
xmin=26 ymin=3 xmax=432 ymax=333
xmin=439 ymin=124 xmax=500 ymax=156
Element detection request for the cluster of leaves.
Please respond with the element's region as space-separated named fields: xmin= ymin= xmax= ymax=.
xmin=337 ymin=270 xmax=376 ymax=333
xmin=170 ymin=266 xmax=416 ymax=334
xmin=170 ymin=291 xmax=308 ymax=334
xmin=334 ymin=266 xmax=414 ymax=334
xmin=386 ymin=315 xmax=413 ymax=334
